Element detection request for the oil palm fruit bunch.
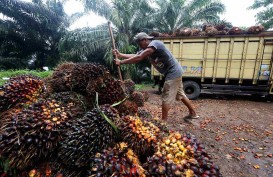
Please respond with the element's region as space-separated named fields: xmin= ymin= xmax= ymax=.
xmin=0 ymin=98 xmax=71 ymax=169
xmin=130 ymin=91 xmax=144 ymax=107
xmin=28 ymin=161 xmax=83 ymax=177
xmin=205 ymin=27 xmax=218 ymax=36
xmin=70 ymin=63 xmax=109 ymax=94
xmin=48 ymin=62 xmax=109 ymax=94
xmin=191 ymin=28 xmax=200 ymax=36
xmin=116 ymin=100 xmax=138 ymax=116
xmin=140 ymin=91 xmax=149 ymax=101
xmin=214 ymin=24 xmax=226 ymax=31
xmin=118 ymin=115 xmax=160 ymax=158
xmin=49 ymin=91 xmax=90 ymax=119
xmin=0 ymin=158 xmax=20 ymax=177
xmin=0 ymin=107 xmax=22 ymax=127
xmin=124 ymin=79 xmax=135 ymax=96
xmin=144 ymin=153 xmax=195 ymax=177
xmin=137 ymin=107 xmax=152 ymax=119
xmin=175 ymin=28 xmax=192 ymax=36
xmin=181 ymin=28 xmax=192 ymax=36
xmin=247 ymin=25 xmax=265 ymax=34
xmin=187 ymin=135 xmax=222 ymax=177
xmin=46 ymin=62 xmax=76 ymax=93
xmin=228 ymin=27 xmax=243 ymax=35
xmin=202 ymin=24 xmax=213 ymax=31
xmin=158 ymin=132 xmax=195 ymax=163
xmin=139 ymin=117 xmax=169 ymax=137
xmin=58 ymin=104 xmax=119 ymax=168
xmin=0 ymin=74 xmax=45 ymax=112
xmin=89 ymin=142 xmax=146 ymax=177
xmin=143 ymin=132 xmax=195 ymax=176
xmin=217 ymin=28 xmax=229 ymax=35
xmin=144 ymin=132 xmax=222 ymax=177
xmin=149 ymin=31 xmax=160 ymax=37
xmin=86 ymin=74 xmax=126 ymax=105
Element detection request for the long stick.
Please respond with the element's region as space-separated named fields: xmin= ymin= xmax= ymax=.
xmin=108 ymin=21 xmax=123 ymax=81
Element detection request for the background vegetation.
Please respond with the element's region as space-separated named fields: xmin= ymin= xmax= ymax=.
xmin=0 ymin=70 xmax=52 ymax=85
xmin=0 ymin=0 xmax=271 ymax=82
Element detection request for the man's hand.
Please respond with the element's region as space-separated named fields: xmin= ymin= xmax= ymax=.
xmin=112 ymin=49 xmax=120 ymax=58
xmin=115 ymin=59 xmax=121 ymax=66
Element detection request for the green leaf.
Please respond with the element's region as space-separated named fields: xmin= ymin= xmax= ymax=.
xmin=95 ymin=92 xmax=119 ymax=134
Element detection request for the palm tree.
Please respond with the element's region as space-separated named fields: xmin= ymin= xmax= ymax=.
xmin=152 ymin=0 xmax=225 ymax=34
xmin=249 ymin=0 xmax=273 ymax=29
xmin=0 ymin=0 xmax=84 ymax=69
xmin=60 ymin=0 xmax=155 ymax=79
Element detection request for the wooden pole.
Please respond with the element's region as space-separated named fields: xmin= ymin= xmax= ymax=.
xmin=108 ymin=21 xmax=123 ymax=81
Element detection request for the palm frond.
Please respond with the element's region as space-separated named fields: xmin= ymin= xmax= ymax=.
xmin=59 ymin=25 xmax=110 ymax=58
xmin=82 ymin=0 xmax=112 ymax=20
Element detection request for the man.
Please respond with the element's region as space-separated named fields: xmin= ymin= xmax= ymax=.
xmin=113 ymin=32 xmax=199 ymax=121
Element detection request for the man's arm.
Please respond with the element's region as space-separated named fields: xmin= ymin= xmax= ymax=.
xmin=113 ymin=49 xmax=136 ymax=59
xmin=119 ymin=53 xmax=137 ymax=59
xmin=115 ymin=47 xmax=155 ymax=65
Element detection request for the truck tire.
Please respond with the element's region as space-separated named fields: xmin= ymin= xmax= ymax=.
xmin=183 ymin=81 xmax=200 ymax=100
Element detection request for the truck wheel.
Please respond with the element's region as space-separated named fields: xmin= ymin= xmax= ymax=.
xmin=183 ymin=81 xmax=200 ymax=100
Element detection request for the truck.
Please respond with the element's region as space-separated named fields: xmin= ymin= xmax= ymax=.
xmin=152 ymin=31 xmax=273 ymax=100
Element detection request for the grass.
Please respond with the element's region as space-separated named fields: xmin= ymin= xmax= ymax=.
xmin=0 ymin=70 xmax=53 ymax=86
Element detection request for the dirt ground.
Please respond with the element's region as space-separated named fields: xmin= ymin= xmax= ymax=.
xmin=141 ymin=85 xmax=273 ymax=177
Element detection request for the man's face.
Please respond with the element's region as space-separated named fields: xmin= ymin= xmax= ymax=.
xmin=137 ymin=38 xmax=148 ymax=49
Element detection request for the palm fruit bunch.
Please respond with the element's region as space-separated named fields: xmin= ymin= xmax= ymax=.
xmin=176 ymin=28 xmax=192 ymax=36
xmin=205 ymin=27 xmax=218 ymax=36
xmin=116 ymin=100 xmax=138 ymax=116
xmin=86 ymin=74 xmax=126 ymax=105
xmin=58 ymin=104 xmax=119 ymax=168
xmin=214 ymin=24 xmax=226 ymax=31
xmin=48 ymin=91 xmax=90 ymax=119
xmin=159 ymin=33 xmax=171 ymax=37
xmin=129 ymin=91 xmax=145 ymax=107
xmin=140 ymin=91 xmax=149 ymax=101
xmin=0 ymin=74 xmax=45 ymax=112
xmin=182 ymin=133 xmax=222 ymax=177
xmin=0 ymin=158 xmax=20 ymax=177
xmin=217 ymin=28 xmax=229 ymax=35
xmin=124 ymin=79 xmax=135 ymax=96
xmin=89 ymin=142 xmax=146 ymax=177
xmin=71 ymin=63 xmax=109 ymax=94
xmin=46 ymin=62 xmax=76 ymax=93
xmin=144 ymin=155 xmax=195 ymax=177
xmin=144 ymin=132 xmax=222 ymax=177
xmin=149 ymin=31 xmax=160 ymax=37
xmin=202 ymin=24 xmax=213 ymax=31
xmin=228 ymin=27 xmax=243 ymax=35
xmin=28 ymin=161 xmax=84 ymax=177
xmin=247 ymin=25 xmax=265 ymax=34
xmin=137 ymin=107 xmax=152 ymax=119
xmin=143 ymin=132 xmax=195 ymax=176
xmin=118 ymin=115 xmax=160 ymax=158
xmin=191 ymin=28 xmax=200 ymax=36
xmin=139 ymin=117 xmax=169 ymax=137
xmin=199 ymin=31 xmax=207 ymax=36
xmin=0 ymin=98 xmax=71 ymax=169
xmin=47 ymin=62 xmax=109 ymax=95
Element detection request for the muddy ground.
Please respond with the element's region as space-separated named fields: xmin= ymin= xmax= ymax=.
xmin=141 ymin=85 xmax=273 ymax=177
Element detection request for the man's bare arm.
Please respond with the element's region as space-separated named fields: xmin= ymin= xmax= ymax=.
xmin=115 ymin=47 xmax=155 ymax=65
xmin=119 ymin=53 xmax=136 ymax=59
xmin=113 ymin=49 xmax=136 ymax=59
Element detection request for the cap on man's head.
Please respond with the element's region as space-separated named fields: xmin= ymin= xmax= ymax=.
xmin=134 ymin=32 xmax=154 ymax=42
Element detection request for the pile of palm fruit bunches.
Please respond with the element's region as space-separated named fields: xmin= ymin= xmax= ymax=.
xmin=0 ymin=62 xmax=222 ymax=177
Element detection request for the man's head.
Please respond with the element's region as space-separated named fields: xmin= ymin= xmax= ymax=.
xmin=134 ymin=32 xmax=154 ymax=49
